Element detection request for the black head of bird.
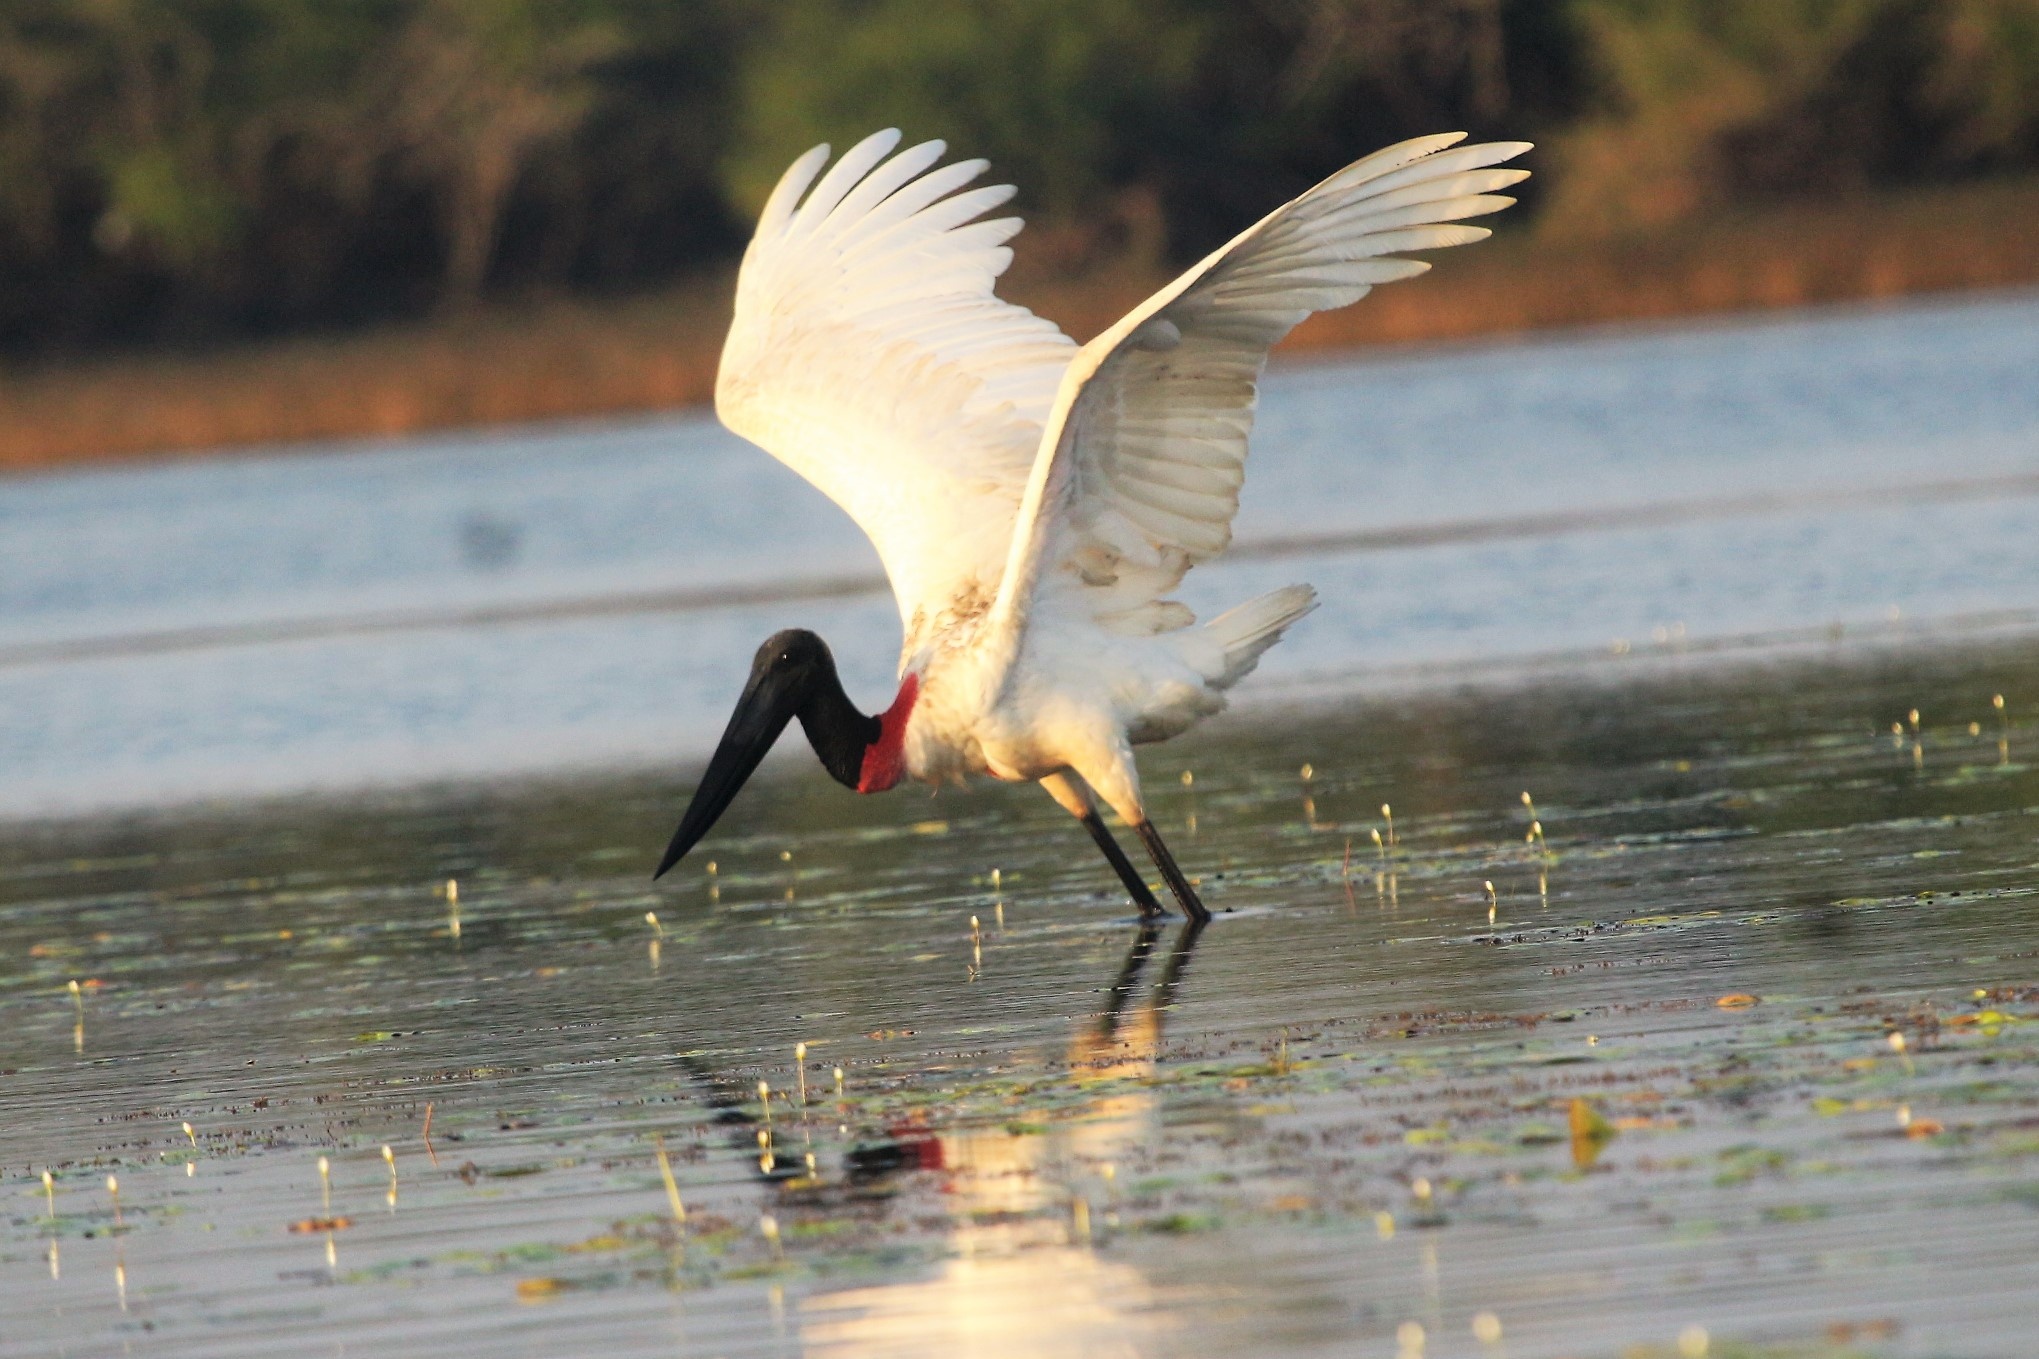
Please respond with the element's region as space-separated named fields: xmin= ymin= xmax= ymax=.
xmin=655 ymin=629 xmax=903 ymax=879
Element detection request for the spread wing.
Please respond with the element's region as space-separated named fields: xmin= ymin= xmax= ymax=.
xmin=716 ymin=129 xmax=1077 ymax=651
xmin=989 ymin=133 xmax=1531 ymax=642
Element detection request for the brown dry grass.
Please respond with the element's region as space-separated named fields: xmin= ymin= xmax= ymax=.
xmin=3 ymin=177 xmax=2036 ymax=472
xmin=1283 ymin=176 xmax=2039 ymax=350
xmin=0 ymin=277 xmax=736 ymax=471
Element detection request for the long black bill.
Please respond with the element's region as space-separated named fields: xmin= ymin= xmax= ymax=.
xmin=654 ymin=666 xmax=806 ymax=879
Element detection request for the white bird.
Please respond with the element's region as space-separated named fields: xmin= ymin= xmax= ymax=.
xmin=656 ymin=128 xmax=1530 ymax=921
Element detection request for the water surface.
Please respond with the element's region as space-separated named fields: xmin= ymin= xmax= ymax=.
xmin=2 ymin=289 xmax=2036 ymax=818
xmin=4 ymin=638 xmax=2037 ymax=1358
xmin=6 ymin=291 xmax=2039 ymax=1355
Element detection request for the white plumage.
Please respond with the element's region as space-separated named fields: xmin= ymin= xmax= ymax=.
xmin=709 ymin=127 xmax=1528 ymax=917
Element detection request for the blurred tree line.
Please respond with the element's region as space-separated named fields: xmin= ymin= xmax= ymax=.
xmin=2 ymin=0 xmax=2034 ymax=357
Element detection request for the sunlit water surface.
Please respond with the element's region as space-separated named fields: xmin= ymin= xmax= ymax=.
xmin=1 ymin=289 xmax=2036 ymax=818
xmin=4 ymin=639 xmax=2039 ymax=1358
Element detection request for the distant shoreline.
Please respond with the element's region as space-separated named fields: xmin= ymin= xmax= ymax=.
xmin=4 ymin=176 xmax=2035 ymax=473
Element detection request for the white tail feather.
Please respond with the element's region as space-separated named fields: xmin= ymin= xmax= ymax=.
xmin=1204 ymin=585 xmax=1317 ymax=688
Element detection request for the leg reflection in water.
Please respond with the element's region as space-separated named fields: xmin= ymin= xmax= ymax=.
xmin=654 ymin=923 xmax=1210 ymax=1356
xmin=1081 ymin=917 xmax=1206 ymax=1066
xmin=801 ymin=919 xmax=1208 ymax=1357
xmin=660 ymin=920 xmax=1211 ymax=1191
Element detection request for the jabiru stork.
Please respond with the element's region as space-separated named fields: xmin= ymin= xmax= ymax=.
xmin=655 ymin=128 xmax=1529 ymax=921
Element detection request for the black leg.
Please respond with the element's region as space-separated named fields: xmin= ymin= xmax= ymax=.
xmin=1079 ymin=809 xmax=1169 ymax=919
xmin=1134 ymin=820 xmax=1211 ymax=923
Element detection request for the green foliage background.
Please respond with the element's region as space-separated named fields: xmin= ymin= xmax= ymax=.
xmin=0 ymin=0 xmax=2033 ymax=355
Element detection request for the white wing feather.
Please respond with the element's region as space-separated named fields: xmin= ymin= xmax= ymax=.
xmin=990 ymin=133 xmax=1532 ymax=644
xmin=716 ymin=129 xmax=1077 ymax=649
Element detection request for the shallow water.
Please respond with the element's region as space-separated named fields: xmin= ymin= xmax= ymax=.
xmin=2 ymin=289 xmax=2037 ymax=818
xmin=5 ymin=635 xmax=2039 ymax=1358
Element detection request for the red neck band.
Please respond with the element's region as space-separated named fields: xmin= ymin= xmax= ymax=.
xmin=857 ymin=674 xmax=918 ymax=793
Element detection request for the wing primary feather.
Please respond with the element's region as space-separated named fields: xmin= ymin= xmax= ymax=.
xmin=836 ymin=160 xmax=996 ymax=256
xmin=1313 ymin=168 xmax=1530 ymax=220
xmin=1337 ymin=141 xmax=1532 ymax=201
xmin=821 ymin=139 xmax=949 ymax=232
xmin=1343 ymin=223 xmax=1492 ymax=254
xmin=1309 ymin=193 xmax=1519 ymax=237
xmin=788 ymin=129 xmax=904 ymax=237
xmin=755 ymin=143 xmax=833 ymax=245
xmin=1317 ymin=131 xmax=1469 ymax=194
xmin=888 ymin=183 xmax=1020 ymax=238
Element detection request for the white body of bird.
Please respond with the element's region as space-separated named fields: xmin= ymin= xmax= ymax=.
xmin=666 ymin=126 xmax=1529 ymax=919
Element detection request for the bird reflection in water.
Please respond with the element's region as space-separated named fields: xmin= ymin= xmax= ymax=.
xmin=798 ymin=920 xmax=1204 ymax=1358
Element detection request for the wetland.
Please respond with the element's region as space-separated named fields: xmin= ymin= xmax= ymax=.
xmin=5 ymin=636 xmax=2038 ymax=1358
xmin=5 ymin=290 xmax=2039 ymax=1355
